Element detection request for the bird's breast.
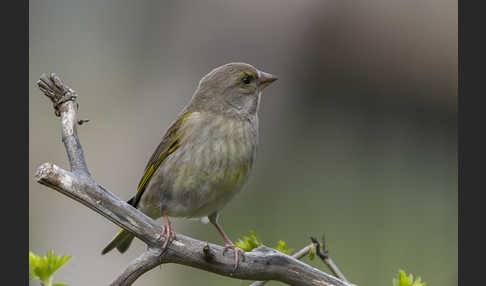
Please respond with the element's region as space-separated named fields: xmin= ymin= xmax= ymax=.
xmin=156 ymin=112 xmax=258 ymax=217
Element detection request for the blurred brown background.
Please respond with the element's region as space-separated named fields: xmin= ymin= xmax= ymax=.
xmin=29 ymin=0 xmax=457 ymax=285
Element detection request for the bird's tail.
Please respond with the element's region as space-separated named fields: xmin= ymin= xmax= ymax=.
xmin=101 ymin=229 xmax=135 ymax=255
xmin=101 ymin=196 xmax=138 ymax=255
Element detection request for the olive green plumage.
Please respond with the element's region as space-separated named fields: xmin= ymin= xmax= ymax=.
xmin=102 ymin=63 xmax=277 ymax=255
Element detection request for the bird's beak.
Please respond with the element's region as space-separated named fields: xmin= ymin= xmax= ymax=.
xmin=258 ymin=70 xmax=278 ymax=89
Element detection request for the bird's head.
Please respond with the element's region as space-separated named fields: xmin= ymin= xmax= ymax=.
xmin=189 ymin=62 xmax=278 ymax=117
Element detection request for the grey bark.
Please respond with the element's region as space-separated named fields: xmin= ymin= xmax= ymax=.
xmin=250 ymin=244 xmax=315 ymax=286
xmin=35 ymin=73 xmax=356 ymax=286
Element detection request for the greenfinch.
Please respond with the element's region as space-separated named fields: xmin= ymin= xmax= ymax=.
xmin=101 ymin=62 xmax=277 ymax=267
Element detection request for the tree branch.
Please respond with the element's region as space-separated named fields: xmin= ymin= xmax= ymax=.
xmin=251 ymin=237 xmax=356 ymax=286
xmin=249 ymin=243 xmax=315 ymax=286
xmin=35 ymin=73 xmax=356 ymax=286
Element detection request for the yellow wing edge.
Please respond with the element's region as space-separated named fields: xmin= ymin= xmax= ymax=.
xmin=130 ymin=112 xmax=192 ymax=208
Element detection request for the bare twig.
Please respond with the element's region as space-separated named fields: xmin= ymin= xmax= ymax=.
xmin=35 ymin=73 xmax=356 ymax=286
xmin=311 ymin=236 xmax=348 ymax=282
xmin=78 ymin=119 xmax=90 ymax=125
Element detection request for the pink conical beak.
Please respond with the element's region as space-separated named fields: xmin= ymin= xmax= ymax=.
xmin=258 ymin=70 xmax=278 ymax=89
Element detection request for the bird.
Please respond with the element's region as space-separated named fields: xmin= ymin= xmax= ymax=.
xmin=101 ymin=62 xmax=278 ymax=268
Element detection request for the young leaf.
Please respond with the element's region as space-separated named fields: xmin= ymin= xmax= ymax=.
xmin=393 ymin=269 xmax=426 ymax=286
xmin=29 ymin=250 xmax=71 ymax=286
xmin=275 ymin=240 xmax=293 ymax=255
xmin=308 ymin=245 xmax=316 ymax=260
xmin=235 ymin=231 xmax=262 ymax=252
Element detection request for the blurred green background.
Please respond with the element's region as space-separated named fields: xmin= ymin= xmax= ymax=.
xmin=29 ymin=1 xmax=457 ymax=285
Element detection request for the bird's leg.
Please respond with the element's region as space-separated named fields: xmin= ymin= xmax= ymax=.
xmin=161 ymin=214 xmax=176 ymax=249
xmin=211 ymin=220 xmax=245 ymax=269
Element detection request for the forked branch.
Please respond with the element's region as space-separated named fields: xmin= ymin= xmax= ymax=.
xmin=35 ymin=73 xmax=356 ymax=286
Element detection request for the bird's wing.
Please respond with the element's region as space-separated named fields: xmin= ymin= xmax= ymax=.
xmin=128 ymin=112 xmax=193 ymax=208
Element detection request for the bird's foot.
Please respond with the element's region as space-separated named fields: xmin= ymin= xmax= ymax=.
xmin=223 ymin=243 xmax=245 ymax=270
xmin=161 ymin=217 xmax=176 ymax=249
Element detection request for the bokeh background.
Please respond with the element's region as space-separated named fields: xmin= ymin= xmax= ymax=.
xmin=29 ymin=1 xmax=457 ymax=285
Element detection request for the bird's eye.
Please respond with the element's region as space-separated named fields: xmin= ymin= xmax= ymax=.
xmin=242 ymin=74 xmax=252 ymax=84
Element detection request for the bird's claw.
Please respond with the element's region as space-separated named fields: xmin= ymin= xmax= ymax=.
xmin=161 ymin=221 xmax=176 ymax=249
xmin=223 ymin=244 xmax=245 ymax=270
